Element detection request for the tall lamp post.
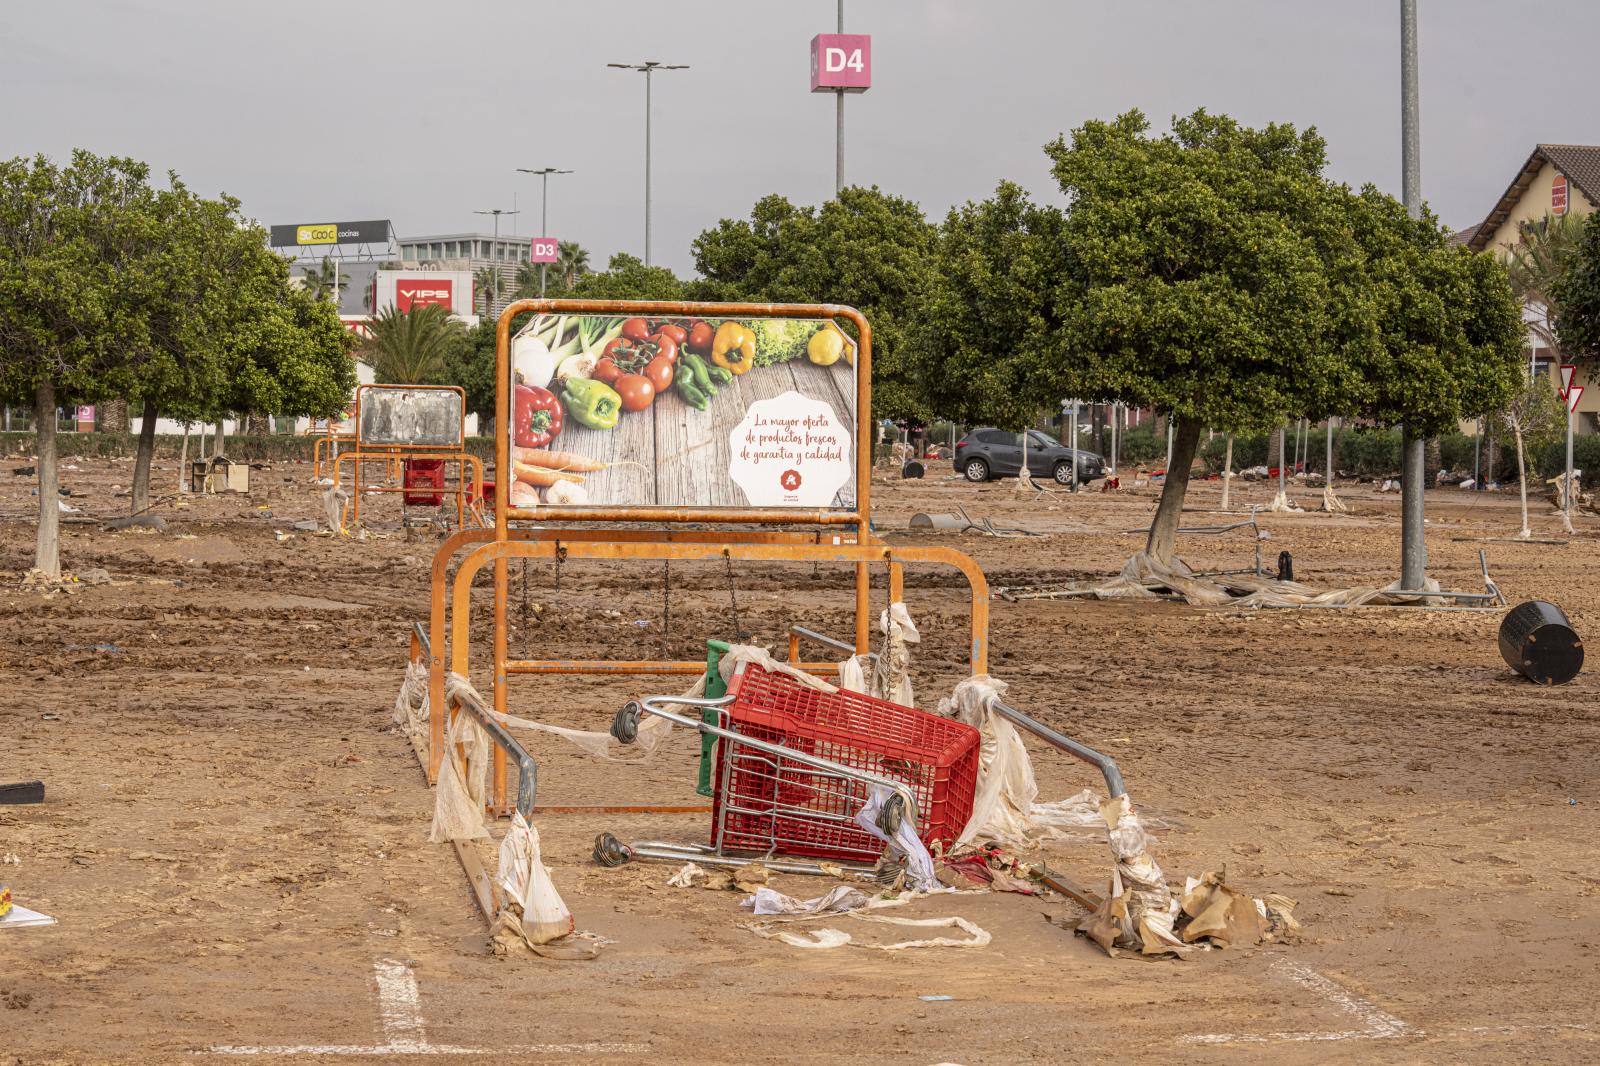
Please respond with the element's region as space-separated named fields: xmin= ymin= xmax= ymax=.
xmin=473 ymin=207 xmax=519 ymax=315
xmin=607 ymin=60 xmax=688 ymax=266
xmin=1398 ymin=0 xmax=1426 ymax=590
xmin=516 ymin=166 xmax=573 ymax=297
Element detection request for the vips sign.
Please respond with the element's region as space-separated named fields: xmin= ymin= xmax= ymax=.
xmin=810 ymin=33 xmax=871 ymax=92
xmin=396 ymin=279 xmax=454 ymax=312
xmin=529 ymin=237 xmax=559 ymax=264
xmin=269 ymin=219 xmax=391 ymax=247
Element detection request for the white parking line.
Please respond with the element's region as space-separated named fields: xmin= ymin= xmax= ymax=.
xmin=1180 ymin=959 xmax=1410 ymax=1045
xmin=205 ymin=958 xmax=646 ymax=1057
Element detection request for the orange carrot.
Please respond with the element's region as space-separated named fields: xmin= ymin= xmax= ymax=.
xmin=512 ymin=446 xmax=607 ymax=472
xmin=513 ymin=461 xmax=586 ymax=487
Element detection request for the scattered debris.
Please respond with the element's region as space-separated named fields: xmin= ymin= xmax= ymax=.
xmin=103 ymin=513 xmax=168 ymax=532
xmin=75 ymin=568 xmax=111 ymax=586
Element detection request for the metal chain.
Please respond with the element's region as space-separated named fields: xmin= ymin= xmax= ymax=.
xmin=723 ymin=551 xmax=747 ymax=641
xmin=659 ymin=560 xmax=671 ymax=660
xmin=553 ymin=541 xmax=565 ymax=594
xmin=520 ymin=558 xmax=531 ymax=656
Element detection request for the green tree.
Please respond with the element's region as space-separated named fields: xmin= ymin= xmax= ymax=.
xmin=1039 ymin=110 xmax=1376 ymax=565
xmin=1495 ymin=374 xmax=1567 ymax=537
xmin=439 ymin=318 xmax=500 ymax=428
xmin=300 ymin=256 xmax=348 ymax=305
xmin=1343 ymin=186 xmax=1526 ymax=565
xmin=1553 ymin=209 xmax=1600 ymax=359
xmin=692 ymin=187 xmax=938 ymax=423
xmin=556 ymin=242 xmax=591 ymax=289
xmin=0 ymin=150 xmax=156 ymax=577
xmin=908 ymin=182 xmax=1069 ymax=433
xmin=565 ymin=252 xmax=684 ymax=300
xmin=473 ymin=266 xmax=501 ymax=317
xmin=1506 ymin=213 xmax=1583 ymax=358
xmin=363 ymin=303 xmax=466 ymax=384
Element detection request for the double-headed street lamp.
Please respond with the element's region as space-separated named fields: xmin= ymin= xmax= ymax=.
xmin=607 ymin=60 xmax=688 ymax=266
xmin=516 ymin=166 xmax=573 ymax=297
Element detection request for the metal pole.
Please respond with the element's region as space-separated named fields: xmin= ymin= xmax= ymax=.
xmin=1326 ymin=417 xmax=1335 ymax=486
xmin=1399 ymin=0 xmax=1427 ymax=589
xmin=836 ymin=0 xmax=845 ymax=194
xmin=1069 ymin=402 xmax=1079 ymax=491
xmin=645 ymin=67 xmax=653 ymax=266
xmin=1278 ymin=424 xmax=1287 ymax=498
xmin=540 ymin=173 xmax=548 ymax=298
xmin=1566 ymin=403 xmax=1576 ymax=520
xmin=1110 ymin=403 xmax=1119 ymax=476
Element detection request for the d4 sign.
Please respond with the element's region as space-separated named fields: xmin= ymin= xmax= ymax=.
xmin=810 ymin=33 xmax=871 ymax=93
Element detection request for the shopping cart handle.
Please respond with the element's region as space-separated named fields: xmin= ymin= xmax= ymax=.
xmin=612 ymin=694 xmax=736 ymax=744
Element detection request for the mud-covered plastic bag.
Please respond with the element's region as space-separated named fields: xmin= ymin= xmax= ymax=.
xmin=428 ymin=702 xmax=491 ymax=843
xmin=493 ymin=812 xmax=575 ymax=947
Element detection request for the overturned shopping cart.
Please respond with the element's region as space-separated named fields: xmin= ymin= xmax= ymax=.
xmin=592 ymin=659 xmax=981 ymax=878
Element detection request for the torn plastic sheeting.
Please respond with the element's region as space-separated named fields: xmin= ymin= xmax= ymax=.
xmin=746 ymin=911 xmax=991 ymax=951
xmin=854 ymin=784 xmax=938 ymax=892
xmin=868 ymin=602 xmax=919 ymax=707
xmin=428 ymin=697 xmax=491 ymax=843
xmin=742 ymin=885 xmax=872 ymax=916
xmin=392 ymin=659 xmax=429 ymax=740
xmin=1079 ymin=794 xmax=1188 ymax=957
xmin=938 ymin=675 xmax=1110 ymax=850
xmin=491 ymin=811 xmax=588 ymax=950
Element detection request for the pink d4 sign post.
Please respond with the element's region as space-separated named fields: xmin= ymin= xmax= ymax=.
xmin=529 ymin=237 xmax=559 ymax=264
xmin=810 ymin=33 xmax=871 ymax=93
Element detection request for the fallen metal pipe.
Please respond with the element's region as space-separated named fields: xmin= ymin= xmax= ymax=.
xmin=592 ymin=833 xmax=883 ymax=879
xmin=990 ymin=699 xmax=1126 ymax=799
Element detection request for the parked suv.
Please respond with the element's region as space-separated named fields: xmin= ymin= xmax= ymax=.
xmin=953 ymin=428 xmax=1104 ymax=484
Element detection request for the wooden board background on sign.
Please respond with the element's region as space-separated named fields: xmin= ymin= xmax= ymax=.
xmin=537 ymin=359 xmax=857 ymax=509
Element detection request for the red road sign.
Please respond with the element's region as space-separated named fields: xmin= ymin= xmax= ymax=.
xmin=1560 ymin=363 xmax=1577 ymax=397
xmin=1568 ymin=385 xmax=1584 ymax=414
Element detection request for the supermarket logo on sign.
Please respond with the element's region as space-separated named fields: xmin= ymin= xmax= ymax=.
xmin=397 ymin=280 xmax=453 ymax=311
xmin=780 ymin=469 xmax=802 ymax=492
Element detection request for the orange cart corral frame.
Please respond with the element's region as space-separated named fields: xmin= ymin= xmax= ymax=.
xmin=424 ymin=299 xmax=990 ymax=815
xmin=334 ymin=383 xmax=485 ymax=528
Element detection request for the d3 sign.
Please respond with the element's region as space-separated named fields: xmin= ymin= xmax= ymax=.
xmin=810 ymin=33 xmax=871 ymax=93
xmin=529 ymin=237 xmax=559 ymax=264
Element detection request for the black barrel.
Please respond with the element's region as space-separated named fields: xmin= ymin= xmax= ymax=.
xmin=1499 ymin=600 xmax=1583 ymax=686
xmin=901 ymin=460 xmax=925 ymax=480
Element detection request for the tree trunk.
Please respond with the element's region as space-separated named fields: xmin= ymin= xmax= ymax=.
xmin=1146 ymin=416 xmax=1204 ymax=565
xmin=213 ymin=420 xmax=227 ymax=458
xmin=131 ymin=398 xmax=159 ymax=514
xmin=177 ymin=423 xmax=190 ymax=494
xmin=1220 ymin=432 xmax=1234 ymax=511
xmin=246 ymin=412 xmax=272 ymax=436
xmin=33 ymin=381 xmax=60 ymax=579
xmin=1512 ymin=420 xmax=1530 ymax=538
xmin=99 ymin=397 xmax=130 ymax=434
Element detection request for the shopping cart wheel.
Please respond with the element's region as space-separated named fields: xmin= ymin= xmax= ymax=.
xmin=877 ymin=791 xmax=908 ymax=836
xmin=611 ymin=701 xmax=643 ymax=744
xmin=592 ymin=832 xmax=633 ymax=867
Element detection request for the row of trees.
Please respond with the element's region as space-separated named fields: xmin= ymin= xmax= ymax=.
xmin=0 ymin=150 xmax=356 ymax=578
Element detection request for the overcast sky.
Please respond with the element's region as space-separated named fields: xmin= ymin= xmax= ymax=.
xmin=6 ymin=0 xmax=1598 ymax=279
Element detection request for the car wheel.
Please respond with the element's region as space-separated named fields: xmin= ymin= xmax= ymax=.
xmin=1053 ymin=461 xmax=1074 ymax=485
xmin=964 ymin=458 xmax=990 ymax=482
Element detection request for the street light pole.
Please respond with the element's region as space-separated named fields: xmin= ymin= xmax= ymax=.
xmin=474 ymin=207 xmax=520 ymax=315
xmin=836 ymin=0 xmax=845 ymax=194
xmin=609 ymin=61 xmax=689 ymax=266
xmin=1399 ymin=0 xmax=1427 ymax=590
xmin=517 ymin=167 xmax=573 ymax=297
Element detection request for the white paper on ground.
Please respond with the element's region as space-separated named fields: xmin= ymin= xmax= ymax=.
xmin=0 ymin=904 xmax=57 ymax=929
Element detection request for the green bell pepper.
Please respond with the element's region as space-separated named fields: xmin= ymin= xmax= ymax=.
xmin=561 ymin=377 xmax=621 ymax=430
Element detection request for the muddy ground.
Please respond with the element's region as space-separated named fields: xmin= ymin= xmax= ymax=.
xmin=2 ymin=453 xmax=1598 ymax=1064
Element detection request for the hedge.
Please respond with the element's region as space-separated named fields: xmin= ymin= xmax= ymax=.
xmin=0 ymin=431 xmax=497 ymax=463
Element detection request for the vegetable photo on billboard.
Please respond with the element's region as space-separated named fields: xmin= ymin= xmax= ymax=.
xmin=505 ymin=313 xmax=857 ymax=510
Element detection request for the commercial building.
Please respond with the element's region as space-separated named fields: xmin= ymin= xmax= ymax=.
xmin=1459 ymin=143 xmax=1600 ymax=432
xmin=393 ymin=233 xmax=534 ymax=317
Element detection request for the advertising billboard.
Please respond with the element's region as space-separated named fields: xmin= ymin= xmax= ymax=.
xmin=810 ymin=33 xmax=871 ymax=92
xmin=372 ymin=270 xmax=474 ymax=317
xmin=269 ymin=220 xmax=391 ymax=247
xmin=506 ymin=313 xmax=857 ymax=510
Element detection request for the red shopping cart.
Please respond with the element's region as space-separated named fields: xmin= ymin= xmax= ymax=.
xmin=600 ymin=661 xmax=979 ymax=872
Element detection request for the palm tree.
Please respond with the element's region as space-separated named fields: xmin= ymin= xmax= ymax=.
xmin=512 ymin=261 xmax=541 ymax=299
xmin=473 ymin=266 xmax=501 ymax=318
xmin=1506 ymin=214 xmax=1584 ymax=356
xmin=301 ymin=257 xmax=349 ymax=305
xmin=362 ymin=304 xmax=465 ymax=384
xmin=556 ymin=242 xmax=591 ymax=290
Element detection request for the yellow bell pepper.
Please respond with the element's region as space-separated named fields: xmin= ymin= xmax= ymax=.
xmin=807 ymin=325 xmax=846 ymax=366
xmin=711 ymin=321 xmax=757 ymax=374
